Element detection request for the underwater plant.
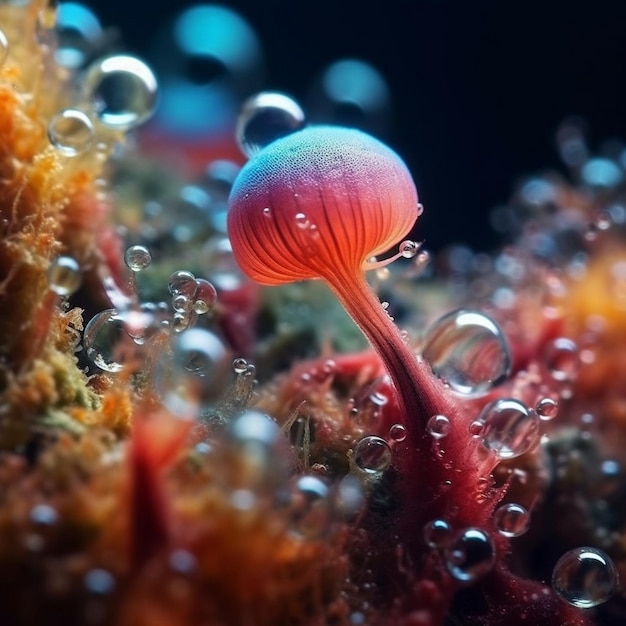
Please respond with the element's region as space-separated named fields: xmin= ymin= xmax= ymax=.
xmin=0 ymin=1 xmax=625 ymax=626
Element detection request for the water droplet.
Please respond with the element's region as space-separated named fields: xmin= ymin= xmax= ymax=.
xmin=198 ymin=160 xmax=240 ymax=233
xmin=422 ymin=309 xmax=512 ymax=396
xmin=233 ymin=357 xmax=250 ymax=375
xmin=168 ymin=270 xmax=197 ymax=298
xmin=263 ymin=207 xmax=271 ymax=217
xmin=399 ymin=239 xmax=419 ymax=259
xmin=544 ymin=337 xmax=580 ymax=382
xmin=172 ymin=294 xmax=192 ymax=313
xmin=423 ymin=518 xmax=452 ymax=548
xmin=84 ymin=568 xmax=115 ymax=595
xmin=0 ymin=29 xmax=9 ymax=66
xmin=55 ymin=2 xmax=103 ymax=69
xmin=426 ymin=414 xmax=452 ymax=439
xmin=388 ymin=423 xmax=407 ymax=442
xmin=83 ymin=309 xmax=131 ymax=372
xmin=552 ymin=547 xmax=619 ymax=608
xmin=193 ymin=278 xmax=217 ymax=314
xmin=294 ymin=212 xmax=312 ymax=230
xmin=236 ymin=91 xmax=306 ymax=157
xmin=124 ymin=244 xmax=151 ymax=272
xmin=445 ymin=528 xmax=496 ymax=582
xmin=333 ymin=475 xmax=364 ymax=520
xmin=287 ymin=475 xmax=332 ymax=539
xmin=47 ymin=108 xmax=94 ymax=156
xmin=159 ymin=328 xmax=228 ymax=416
xmin=353 ymin=436 xmax=392 ymax=475
xmin=535 ymin=397 xmax=559 ymax=421
xmin=493 ymin=503 xmax=530 ymax=537
xmin=30 ymin=504 xmax=59 ymax=526
xmin=478 ymin=398 xmax=539 ymax=459
xmin=84 ymin=55 xmax=158 ymax=130
xmin=48 ymin=255 xmax=82 ymax=296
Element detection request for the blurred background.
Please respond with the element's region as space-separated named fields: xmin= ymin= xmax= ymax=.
xmin=86 ymin=0 xmax=626 ymax=251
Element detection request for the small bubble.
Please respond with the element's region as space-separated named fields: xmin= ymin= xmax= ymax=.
xmin=194 ymin=278 xmax=217 ymax=313
xmin=233 ymin=357 xmax=249 ymax=375
xmin=287 ymin=475 xmax=332 ymax=539
xmin=469 ymin=420 xmax=484 ymax=437
xmin=478 ymin=398 xmax=539 ymax=460
xmin=535 ymin=397 xmax=559 ymax=421
xmin=83 ymin=309 xmax=131 ymax=372
xmin=30 ymin=504 xmax=59 ymax=526
xmin=399 ymin=239 xmax=419 ymax=259
xmin=388 ymin=423 xmax=407 ymax=442
xmin=544 ymin=337 xmax=580 ymax=382
xmin=294 ymin=212 xmax=311 ymax=229
xmin=353 ymin=436 xmax=392 ymax=475
xmin=84 ymin=569 xmax=115 ymax=595
xmin=47 ymin=108 xmax=94 ymax=156
xmin=369 ymin=391 xmax=388 ymax=407
xmin=159 ymin=328 xmax=228 ymax=416
xmin=552 ymin=547 xmax=619 ymax=608
xmin=84 ymin=54 xmax=158 ymax=130
xmin=493 ymin=503 xmax=530 ymax=537
xmin=48 ymin=255 xmax=82 ymax=296
xmin=422 ymin=309 xmax=512 ymax=397
xmin=236 ymin=91 xmax=306 ymax=158
xmin=168 ymin=270 xmax=197 ymax=298
xmin=426 ymin=414 xmax=452 ymax=439
xmin=445 ymin=528 xmax=496 ymax=582
xmin=423 ymin=518 xmax=452 ymax=548
xmin=172 ymin=294 xmax=192 ymax=313
xmin=124 ymin=244 xmax=151 ymax=272
xmin=333 ymin=475 xmax=364 ymax=520
xmin=263 ymin=207 xmax=271 ymax=217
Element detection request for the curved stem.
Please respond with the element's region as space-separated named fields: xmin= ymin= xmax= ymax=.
xmin=325 ymin=270 xmax=461 ymax=436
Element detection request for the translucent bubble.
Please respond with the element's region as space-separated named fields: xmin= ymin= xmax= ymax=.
xmin=333 ymin=475 xmax=364 ymax=520
xmin=159 ymin=328 xmax=228 ymax=415
xmin=307 ymin=58 xmax=391 ymax=136
xmin=477 ymin=398 xmax=539 ymax=459
xmin=170 ymin=184 xmax=211 ymax=242
xmin=581 ymin=158 xmax=623 ymax=189
xmin=84 ymin=568 xmax=115 ymax=595
xmin=47 ymin=108 xmax=94 ymax=156
xmin=55 ymin=2 xmax=103 ymax=69
xmin=287 ymin=475 xmax=332 ymax=539
xmin=233 ymin=357 xmax=250 ymax=375
xmin=198 ymin=160 xmax=240 ymax=233
xmin=552 ymin=547 xmax=619 ymax=608
xmin=124 ymin=244 xmax=152 ymax=272
xmin=399 ymin=240 xmax=419 ymax=259
xmin=84 ymin=55 xmax=158 ymax=130
xmin=83 ymin=309 xmax=131 ymax=372
xmin=0 ymin=29 xmax=8 ymax=67
xmin=168 ymin=270 xmax=197 ymax=298
xmin=172 ymin=294 xmax=192 ymax=313
xmin=423 ymin=518 xmax=452 ymax=548
xmin=236 ymin=91 xmax=306 ymax=158
xmin=353 ymin=436 xmax=392 ymax=475
xmin=47 ymin=255 xmax=82 ymax=296
xmin=493 ymin=503 xmax=530 ymax=537
xmin=426 ymin=414 xmax=452 ymax=439
xmin=388 ymin=423 xmax=407 ymax=442
xmin=544 ymin=337 xmax=580 ymax=382
xmin=422 ymin=309 xmax=512 ymax=396
xmin=445 ymin=528 xmax=496 ymax=582
xmin=30 ymin=504 xmax=59 ymax=526
xmin=535 ymin=397 xmax=559 ymax=421
xmin=193 ymin=279 xmax=217 ymax=314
